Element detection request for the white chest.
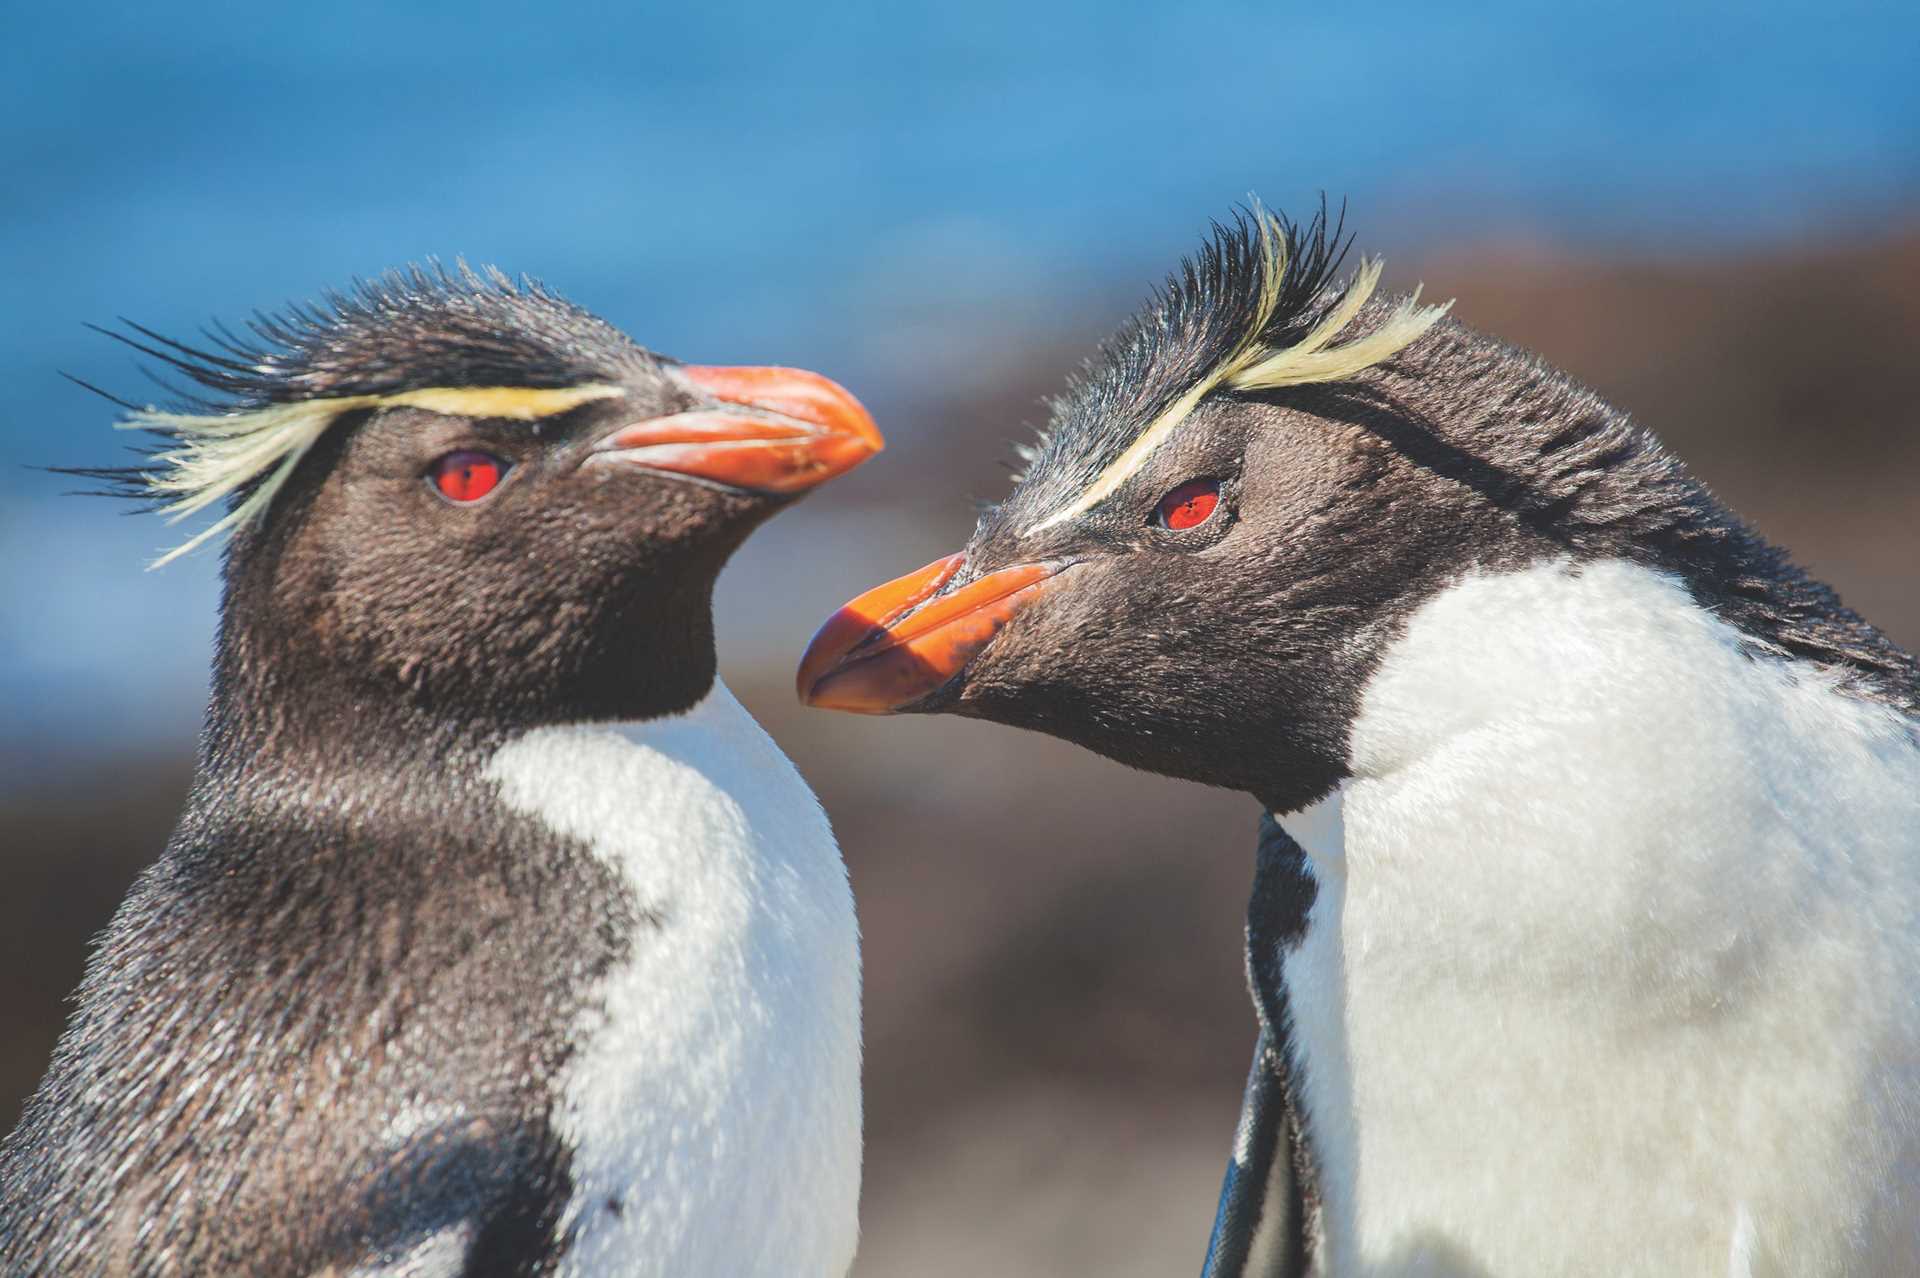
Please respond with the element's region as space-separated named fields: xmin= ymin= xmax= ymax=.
xmin=1280 ymin=560 xmax=1920 ymax=1276
xmin=485 ymin=682 xmax=861 ymax=1278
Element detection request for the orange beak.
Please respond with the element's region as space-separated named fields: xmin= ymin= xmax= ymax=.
xmin=596 ymin=364 xmax=882 ymax=493
xmin=797 ymin=553 xmax=1064 ymax=713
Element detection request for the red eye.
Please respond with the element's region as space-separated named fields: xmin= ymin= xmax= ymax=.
xmin=431 ymin=450 xmax=505 ymax=503
xmin=1154 ymin=478 xmax=1220 ymax=531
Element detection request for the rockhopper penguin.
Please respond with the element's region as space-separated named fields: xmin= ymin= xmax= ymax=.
xmin=797 ymin=207 xmax=1920 ymax=1275
xmin=1 ymin=268 xmax=881 ymax=1276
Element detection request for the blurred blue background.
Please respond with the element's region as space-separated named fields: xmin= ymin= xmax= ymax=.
xmin=3 ymin=4 xmax=1918 ymax=1270
xmin=3 ymin=0 xmax=1917 ymax=756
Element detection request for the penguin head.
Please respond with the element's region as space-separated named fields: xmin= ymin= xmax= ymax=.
xmin=801 ymin=205 xmax=1919 ymax=812
xmin=798 ymin=208 xmax=1468 ymax=811
xmin=87 ymin=267 xmax=882 ymax=729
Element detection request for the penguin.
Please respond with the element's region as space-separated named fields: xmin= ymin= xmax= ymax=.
xmin=796 ymin=206 xmax=1920 ymax=1276
xmin=1 ymin=267 xmax=881 ymax=1277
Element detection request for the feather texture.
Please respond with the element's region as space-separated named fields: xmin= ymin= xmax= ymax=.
xmin=121 ymin=384 xmax=623 ymax=567
xmin=1021 ymin=203 xmax=1450 ymax=534
xmin=59 ymin=263 xmax=651 ymax=566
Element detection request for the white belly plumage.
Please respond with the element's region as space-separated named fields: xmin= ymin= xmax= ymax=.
xmin=1280 ymin=559 xmax=1920 ymax=1276
xmin=486 ymin=681 xmax=862 ymax=1278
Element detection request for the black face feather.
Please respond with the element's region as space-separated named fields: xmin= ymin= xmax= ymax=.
xmin=54 ymin=265 xmax=790 ymax=735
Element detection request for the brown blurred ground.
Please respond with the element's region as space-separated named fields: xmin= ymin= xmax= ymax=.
xmin=4 ymin=226 xmax=1917 ymax=1274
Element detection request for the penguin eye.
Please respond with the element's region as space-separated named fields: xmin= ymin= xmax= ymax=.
xmin=430 ymin=450 xmax=506 ymax=503
xmin=1153 ymin=478 xmax=1220 ymax=531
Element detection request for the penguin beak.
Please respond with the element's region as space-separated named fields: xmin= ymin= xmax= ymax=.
xmin=796 ymin=553 xmax=1064 ymax=713
xmin=594 ymin=365 xmax=883 ymax=493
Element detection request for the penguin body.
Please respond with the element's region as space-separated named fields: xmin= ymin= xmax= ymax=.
xmin=1284 ymin=558 xmax=1918 ymax=1274
xmin=1 ymin=713 xmax=621 ymax=1275
xmin=1 ymin=269 xmax=880 ymax=1275
xmin=798 ymin=207 xmax=1920 ymax=1275
xmin=490 ymin=683 xmax=860 ymax=1276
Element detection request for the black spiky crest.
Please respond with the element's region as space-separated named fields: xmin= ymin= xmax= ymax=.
xmin=1001 ymin=201 xmax=1352 ymax=522
xmin=55 ymin=263 xmax=655 ymax=560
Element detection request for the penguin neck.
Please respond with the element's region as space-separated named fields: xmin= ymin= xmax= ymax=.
xmin=1320 ymin=333 xmax=1919 ymax=713
xmin=196 ymin=570 xmax=723 ymax=794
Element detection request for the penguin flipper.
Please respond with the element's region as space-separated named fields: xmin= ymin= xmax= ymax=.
xmin=316 ymin=1119 xmax=569 ymax=1278
xmin=1200 ymin=1027 xmax=1296 ymax=1277
xmin=1198 ymin=814 xmax=1322 ymax=1278
xmin=319 ymin=1222 xmax=478 ymax=1277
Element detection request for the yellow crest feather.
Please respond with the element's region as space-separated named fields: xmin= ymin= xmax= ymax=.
xmin=1024 ymin=216 xmax=1451 ymax=537
xmin=123 ymin=383 xmax=624 ymax=568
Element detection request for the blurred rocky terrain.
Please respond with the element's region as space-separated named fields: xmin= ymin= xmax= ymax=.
xmin=3 ymin=225 xmax=1917 ymax=1273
